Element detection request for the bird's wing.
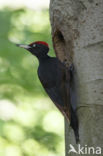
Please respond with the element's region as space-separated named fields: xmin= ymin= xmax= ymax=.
xmin=43 ymin=82 xmax=71 ymax=121
xmin=38 ymin=58 xmax=71 ymax=121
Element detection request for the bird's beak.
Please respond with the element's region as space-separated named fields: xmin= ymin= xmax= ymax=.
xmin=16 ymin=44 xmax=31 ymax=49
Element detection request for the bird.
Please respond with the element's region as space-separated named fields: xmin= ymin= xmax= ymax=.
xmin=16 ymin=41 xmax=79 ymax=143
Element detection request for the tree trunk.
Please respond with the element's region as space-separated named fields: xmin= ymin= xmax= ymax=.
xmin=49 ymin=0 xmax=103 ymax=155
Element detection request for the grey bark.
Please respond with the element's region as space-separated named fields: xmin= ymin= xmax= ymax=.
xmin=49 ymin=0 xmax=103 ymax=156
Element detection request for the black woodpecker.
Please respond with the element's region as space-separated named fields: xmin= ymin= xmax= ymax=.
xmin=16 ymin=41 xmax=79 ymax=143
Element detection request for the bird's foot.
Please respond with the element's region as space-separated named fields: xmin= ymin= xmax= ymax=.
xmin=69 ymin=64 xmax=74 ymax=72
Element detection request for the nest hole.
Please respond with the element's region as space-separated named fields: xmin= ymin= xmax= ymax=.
xmin=53 ymin=30 xmax=66 ymax=62
xmin=57 ymin=31 xmax=65 ymax=43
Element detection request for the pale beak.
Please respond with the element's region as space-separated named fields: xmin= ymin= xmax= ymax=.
xmin=16 ymin=44 xmax=31 ymax=49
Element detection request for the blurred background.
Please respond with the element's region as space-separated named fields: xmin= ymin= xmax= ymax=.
xmin=0 ymin=0 xmax=64 ymax=156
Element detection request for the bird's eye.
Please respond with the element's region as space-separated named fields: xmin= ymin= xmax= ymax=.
xmin=33 ymin=44 xmax=36 ymax=47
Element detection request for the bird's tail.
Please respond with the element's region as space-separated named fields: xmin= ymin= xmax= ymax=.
xmin=69 ymin=64 xmax=79 ymax=143
xmin=70 ymin=106 xmax=79 ymax=144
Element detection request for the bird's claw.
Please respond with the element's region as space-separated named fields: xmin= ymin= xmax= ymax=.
xmin=69 ymin=64 xmax=74 ymax=71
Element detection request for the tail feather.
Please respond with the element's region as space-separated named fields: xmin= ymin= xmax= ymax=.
xmin=70 ymin=106 xmax=79 ymax=143
xmin=69 ymin=64 xmax=79 ymax=143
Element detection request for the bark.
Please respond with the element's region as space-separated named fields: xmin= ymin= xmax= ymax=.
xmin=49 ymin=0 xmax=103 ymax=155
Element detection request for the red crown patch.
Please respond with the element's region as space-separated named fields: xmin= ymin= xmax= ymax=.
xmin=29 ymin=41 xmax=49 ymax=47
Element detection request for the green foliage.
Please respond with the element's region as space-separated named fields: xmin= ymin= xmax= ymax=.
xmin=0 ymin=8 xmax=64 ymax=156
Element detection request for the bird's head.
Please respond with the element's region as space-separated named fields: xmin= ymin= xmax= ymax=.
xmin=16 ymin=41 xmax=49 ymax=58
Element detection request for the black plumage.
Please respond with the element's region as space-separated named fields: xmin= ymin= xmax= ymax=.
xmin=16 ymin=41 xmax=79 ymax=143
